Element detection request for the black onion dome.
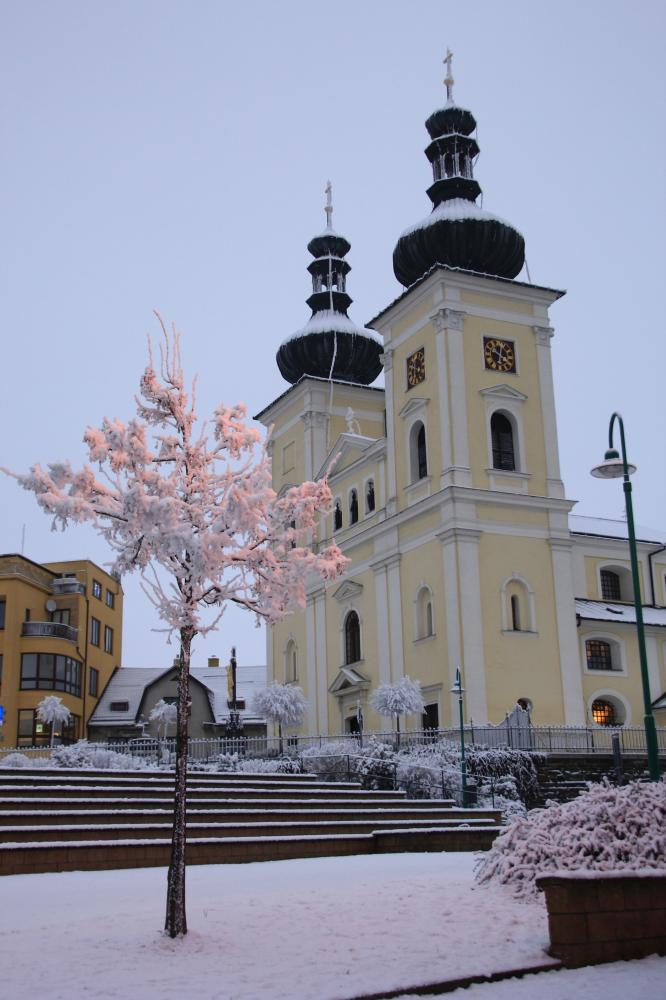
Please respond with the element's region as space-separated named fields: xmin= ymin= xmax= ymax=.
xmin=277 ymin=187 xmax=383 ymax=386
xmin=393 ymin=94 xmax=525 ymax=287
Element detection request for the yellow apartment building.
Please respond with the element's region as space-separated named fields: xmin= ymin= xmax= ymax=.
xmin=0 ymin=554 xmax=123 ymax=748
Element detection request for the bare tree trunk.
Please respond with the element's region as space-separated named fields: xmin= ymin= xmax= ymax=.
xmin=165 ymin=627 xmax=193 ymax=937
xmin=396 ymin=715 xmax=401 ymax=750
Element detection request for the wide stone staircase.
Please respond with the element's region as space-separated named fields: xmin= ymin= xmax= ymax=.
xmin=0 ymin=767 xmax=502 ymax=875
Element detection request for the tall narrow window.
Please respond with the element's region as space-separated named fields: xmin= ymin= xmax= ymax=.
xmin=285 ymin=640 xmax=297 ymax=682
xmin=416 ymin=587 xmax=434 ymax=639
xmin=104 ymin=625 xmax=113 ymax=655
xmin=334 ymin=499 xmax=342 ymax=532
xmin=491 ymin=412 xmax=516 ymax=471
xmin=349 ymin=489 xmax=359 ymax=525
xmin=365 ymin=480 xmax=375 ymax=514
xmin=410 ymin=421 xmax=428 ymax=482
xmin=600 ymin=570 xmax=621 ymax=601
xmin=510 ymin=594 xmax=521 ymax=631
xmin=0 ymin=599 xmax=6 ymax=628
xmin=344 ymin=611 xmax=361 ymax=665
xmin=90 ymin=617 xmax=101 ymax=646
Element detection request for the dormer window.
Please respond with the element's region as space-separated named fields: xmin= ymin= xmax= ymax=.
xmin=110 ymin=701 xmax=129 ymax=712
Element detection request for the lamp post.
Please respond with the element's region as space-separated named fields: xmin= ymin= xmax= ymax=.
xmin=450 ymin=666 xmax=468 ymax=803
xmin=226 ymin=646 xmax=244 ymax=741
xmin=591 ymin=412 xmax=660 ymax=781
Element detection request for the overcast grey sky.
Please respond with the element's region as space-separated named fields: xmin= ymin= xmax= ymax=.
xmin=1 ymin=0 xmax=664 ymax=670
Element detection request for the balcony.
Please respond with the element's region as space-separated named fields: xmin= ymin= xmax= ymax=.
xmin=21 ymin=621 xmax=79 ymax=643
xmin=51 ymin=577 xmax=85 ymax=596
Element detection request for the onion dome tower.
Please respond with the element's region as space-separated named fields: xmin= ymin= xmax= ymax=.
xmin=276 ymin=183 xmax=383 ymax=385
xmin=393 ymin=51 xmax=525 ymax=287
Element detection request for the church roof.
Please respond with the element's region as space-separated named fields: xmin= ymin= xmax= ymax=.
xmin=575 ymin=599 xmax=666 ymax=628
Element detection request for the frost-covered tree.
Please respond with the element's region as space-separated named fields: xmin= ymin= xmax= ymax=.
xmin=253 ymin=682 xmax=307 ymax=754
xmin=149 ymin=699 xmax=178 ymax=740
xmin=4 ymin=318 xmax=347 ymax=937
xmin=36 ymin=695 xmax=71 ymax=747
xmin=370 ymin=677 xmax=424 ymax=747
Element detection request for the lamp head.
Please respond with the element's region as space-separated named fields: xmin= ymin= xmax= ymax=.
xmin=450 ymin=666 xmax=465 ymax=694
xmin=590 ymin=448 xmax=636 ymax=480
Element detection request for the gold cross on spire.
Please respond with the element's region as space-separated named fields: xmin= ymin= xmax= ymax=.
xmin=324 ymin=180 xmax=333 ymax=230
xmin=443 ymin=48 xmax=454 ymax=102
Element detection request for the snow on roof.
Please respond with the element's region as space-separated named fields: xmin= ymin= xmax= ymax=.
xmin=280 ymin=310 xmax=383 ymax=348
xmin=89 ymin=664 xmax=267 ymax=727
xmin=575 ymin=599 xmax=666 ymax=628
xmin=429 ymin=101 xmax=474 ymax=117
xmin=569 ymin=514 xmax=666 ymax=544
xmin=399 ymin=198 xmax=521 ymax=240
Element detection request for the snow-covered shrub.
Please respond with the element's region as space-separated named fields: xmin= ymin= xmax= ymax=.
xmin=476 ymin=778 xmax=666 ymax=898
xmin=301 ymin=741 xmax=356 ymax=782
xmin=466 ymin=745 xmax=541 ymax=803
xmin=213 ymin=753 xmax=240 ymax=772
xmin=50 ymin=740 xmax=150 ymax=770
xmin=477 ymin=775 xmax=527 ymax=821
xmin=0 ymin=752 xmax=33 ymax=768
xmin=370 ymin=677 xmax=424 ymax=745
xmin=356 ymin=738 xmax=398 ymax=790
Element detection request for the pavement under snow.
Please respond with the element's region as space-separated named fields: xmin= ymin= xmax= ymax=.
xmin=1 ymin=852 xmax=663 ymax=999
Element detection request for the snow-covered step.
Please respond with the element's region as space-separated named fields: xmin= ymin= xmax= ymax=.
xmin=0 ymin=771 xmax=345 ymax=790
xmin=0 ymin=783 xmax=407 ymax=802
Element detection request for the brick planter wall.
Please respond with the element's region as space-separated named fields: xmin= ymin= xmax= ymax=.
xmin=536 ymin=872 xmax=666 ymax=967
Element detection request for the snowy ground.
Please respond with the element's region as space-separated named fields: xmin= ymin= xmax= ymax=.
xmin=1 ymin=852 xmax=663 ymax=1000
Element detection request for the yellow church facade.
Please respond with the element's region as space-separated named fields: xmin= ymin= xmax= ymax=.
xmin=256 ymin=74 xmax=666 ymax=738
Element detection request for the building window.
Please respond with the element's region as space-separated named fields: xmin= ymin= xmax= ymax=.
xmin=286 ymin=640 xmax=298 ymax=683
xmin=105 ymin=589 xmax=115 ymax=609
xmin=20 ymin=652 xmax=82 ymax=697
xmin=0 ymin=598 xmax=5 ymax=628
xmin=510 ymin=594 xmax=521 ymax=631
xmin=344 ymin=611 xmax=361 ymax=665
xmin=334 ymin=499 xmax=343 ymax=532
xmin=0 ymin=653 xmax=3 ymax=684
xmin=110 ymin=701 xmax=129 ymax=712
xmin=591 ymin=698 xmax=617 ymax=726
xmin=349 ymin=489 xmax=359 ymax=525
xmin=90 ymin=617 xmax=101 ymax=646
xmin=491 ymin=412 xmax=516 ymax=471
xmin=409 ymin=421 xmax=428 ymax=482
xmin=17 ymin=709 xmax=79 ymax=747
xmin=585 ymin=639 xmax=614 ymax=671
xmin=92 ymin=579 xmax=102 ymax=600
xmin=51 ymin=607 xmax=71 ymax=625
xmin=365 ymin=480 xmax=375 ymax=514
xmin=600 ymin=570 xmax=621 ymax=601
xmin=89 ymin=667 xmax=99 ymax=698
xmin=104 ymin=625 xmax=114 ymax=655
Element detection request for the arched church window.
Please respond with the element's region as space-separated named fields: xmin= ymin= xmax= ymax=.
xmin=591 ymin=698 xmax=616 ymax=726
xmin=416 ymin=586 xmax=435 ymax=639
xmin=600 ymin=570 xmax=621 ymax=601
xmin=510 ymin=594 xmax=521 ymax=631
xmin=365 ymin=480 xmax=375 ymax=514
xmin=334 ymin=499 xmax=342 ymax=532
xmin=410 ymin=421 xmax=428 ymax=482
xmin=349 ymin=489 xmax=359 ymax=525
xmin=344 ymin=611 xmax=361 ymax=665
xmin=491 ymin=412 xmax=516 ymax=471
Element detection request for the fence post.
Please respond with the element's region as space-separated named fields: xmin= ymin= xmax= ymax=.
xmin=393 ymin=762 xmax=398 ymax=791
xmin=441 ymin=768 xmax=446 ymax=799
xmin=346 ymin=755 xmax=351 ymax=781
xmin=612 ymin=732 xmax=623 ymax=785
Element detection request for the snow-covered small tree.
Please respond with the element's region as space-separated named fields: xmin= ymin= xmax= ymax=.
xmin=370 ymin=676 xmax=424 ymax=747
xmin=253 ymin=682 xmax=307 ymax=754
xmin=149 ymin=699 xmax=178 ymax=740
xmin=4 ymin=317 xmax=347 ymax=938
xmin=36 ymin=696 xmax=71 ymax=747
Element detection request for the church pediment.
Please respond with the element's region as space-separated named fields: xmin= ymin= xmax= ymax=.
xmin=316 ymin=432 xmax=377 ymax=480
xmin=398 ymin=396 xmax=429 ymax=420
xmin=479 ymin=384 xmax=527 ymax=402
xmin=328 ymin=665 xmax=370 ymax=695
xmin=331 ymin=580 xmax=363 ymax=603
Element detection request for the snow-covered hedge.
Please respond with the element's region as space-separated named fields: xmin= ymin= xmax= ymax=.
xmin=50 ymin=740 xmax=153 ymax=771
xmin=476 ymin=778 xmax=666 ymax=898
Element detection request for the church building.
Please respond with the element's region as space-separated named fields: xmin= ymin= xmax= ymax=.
xmin=255 ymin=61 xmax=666 ymax=736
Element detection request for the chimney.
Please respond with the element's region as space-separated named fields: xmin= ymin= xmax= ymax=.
xmin=208 ymin=655 xmax=220 ymax=668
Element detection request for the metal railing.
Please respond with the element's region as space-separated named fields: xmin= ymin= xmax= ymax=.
xmin=21 ymin=620 xmax=78 ymax=642
xmin=2 ymin=725 xmax=666 ymax=767
xmin=51 ymin=577 xmax=86 ymax=596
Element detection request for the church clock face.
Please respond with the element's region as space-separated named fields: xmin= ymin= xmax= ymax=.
xmin=406 ymin=348 xmax=425 ymax=388
xmin=483 ymin=337 xmax=516 ymax=373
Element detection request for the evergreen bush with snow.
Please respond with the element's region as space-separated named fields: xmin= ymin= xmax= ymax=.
xmin=476 ymin=778 xmax=666 ymax=898
xmin=0 ymin=752 xmax=33 ymax=768
xmin=50 ymin=740 xmax=152 ymax=771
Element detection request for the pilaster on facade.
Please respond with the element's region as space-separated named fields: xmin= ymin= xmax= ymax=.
xmin=305 ymin=586 xmax=328 ymax=733
xmin=437 ymin=525 xmax=488 ymax=723
xmin=301 ymin=409 xmax=329 ymax=481
xmin=549 ymin=537 xmax=586 ymax=724
xmin=432 ymin=307 xmax=471 ymax=487
xmin=369 ymin=552 xmax=404 ymax=686
xmin=380 ymin=348 xmax=398 ymax=515
xmin=533 ymin=325 xmax=565 ymax=499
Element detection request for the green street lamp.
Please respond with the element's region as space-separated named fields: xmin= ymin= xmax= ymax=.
xmin=450 ymin=666 xmax=468 ymax=802
xmin=591 ymin=412 xmax=660 ymax=781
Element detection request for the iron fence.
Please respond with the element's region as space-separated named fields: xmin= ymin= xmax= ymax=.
xmin=2 ymin=724 xmax=666 ymax=766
